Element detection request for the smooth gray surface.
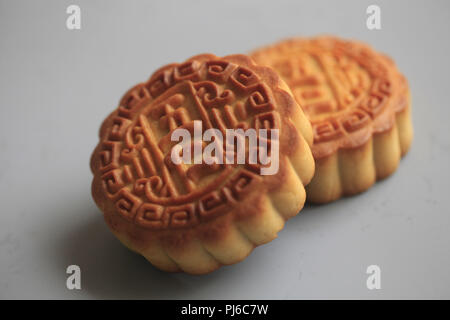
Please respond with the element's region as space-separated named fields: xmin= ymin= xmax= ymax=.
xmin=0 ymin=0 xmax=449 ymax=299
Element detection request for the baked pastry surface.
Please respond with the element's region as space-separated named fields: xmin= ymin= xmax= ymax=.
xmin=90 ymin=54 xmax=315 ymax=274
xmin=251 ymin=37 xmax=413 ymax=203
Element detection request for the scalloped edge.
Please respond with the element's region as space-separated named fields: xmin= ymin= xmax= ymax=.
xmin=306 ymin=94 xmax=413 ymax=204
xmin=91 ymin=53 xmax=316 ymax=274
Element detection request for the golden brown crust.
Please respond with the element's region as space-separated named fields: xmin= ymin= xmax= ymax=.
xmin=251 ymin=36 xmax=413 ymax=203
xmin=90 ymin=53 xmax=315 ymax=273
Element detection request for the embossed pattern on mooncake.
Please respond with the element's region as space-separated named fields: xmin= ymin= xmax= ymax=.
xmin=91 ymin=54 xmax=315 ymax=274
xmin=252 ymin=37 xmax=413 ymax=203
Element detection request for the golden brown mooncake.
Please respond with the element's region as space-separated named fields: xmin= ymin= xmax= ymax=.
xmin=90 ymin=54 xmax=315 ymax=274
xmin=251 ymin=37 xmax=413 ymax=204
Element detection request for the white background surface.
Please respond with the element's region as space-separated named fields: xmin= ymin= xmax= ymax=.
xmin=0 ymin=0 xmax=449 ymax=299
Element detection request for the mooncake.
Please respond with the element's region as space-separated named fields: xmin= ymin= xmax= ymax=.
xmin=251 ymin=37 xmax=413 ymax=203
xmin=90 ymin=54 xmax=315 ymax=274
